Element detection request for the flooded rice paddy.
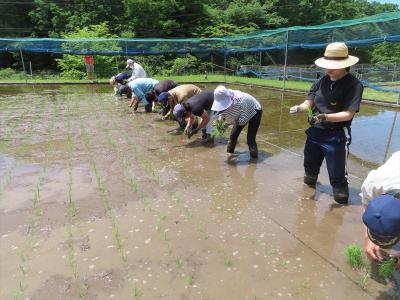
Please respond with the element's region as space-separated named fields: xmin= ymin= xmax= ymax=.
xmin=0 ymin=84 xmax=399 ymax=299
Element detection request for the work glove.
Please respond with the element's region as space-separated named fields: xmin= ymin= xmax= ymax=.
xmin=289 ymin=105 xmax=301 ymax=114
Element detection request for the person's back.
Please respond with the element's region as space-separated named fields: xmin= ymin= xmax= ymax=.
xmin=361 ymin=151 xmax=400 ymax=205
xmin=127 ymin=78 xmax=158 ymax=93
xmin=169 ymin=84 xmax=202 ymax=105
xmin=186 ymin=90 xmax=214 ymax=118
xmin=154 ymin=80 xmax=178 ymax=96
xmin=126 ymin=59 xmax=146 ymax=80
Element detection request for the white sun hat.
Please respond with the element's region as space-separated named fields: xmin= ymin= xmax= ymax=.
xmin=126 ymin=59 xmax=134 ymax=68
xmin=314 ymin=42 xmax=359 ymax=69
xmin=212 ymin=85 xmax=234 ymax=112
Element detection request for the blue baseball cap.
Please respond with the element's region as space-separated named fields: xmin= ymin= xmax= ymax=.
xmin=173 ymin=104 xmax=186 ymax=120
xmin=362 ymin=194 xmax=400 ymax=249
xmin=157 ymin=92 xmax=170 ymax=104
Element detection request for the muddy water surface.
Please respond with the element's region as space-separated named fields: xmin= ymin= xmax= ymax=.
xmin=0 ymin=84 xmax=399 ymax=299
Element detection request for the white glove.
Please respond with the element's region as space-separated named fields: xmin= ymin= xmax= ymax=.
xmin=289 ymin=105 xmax=300 ymax=114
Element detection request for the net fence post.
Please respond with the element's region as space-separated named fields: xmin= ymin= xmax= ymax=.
xmin=29 ymin=61 xmax=33 ymax=79
xmin=224 ymin=52 xmax=227 ymax=83
xmin=283 ymin=30 xmax=289 ymax=91
xmin=19 ymin=48 xmax=27 ymax=83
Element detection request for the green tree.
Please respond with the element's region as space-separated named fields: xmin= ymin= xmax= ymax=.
xmin=371 ymin=42 xmax=400 ymax=65
xmin=0 ymin=0 xmax=33 ymax=37
xmin=57 ymin=23 xmax=120 ymax=79
xmin=123 ymin=0 xmax=210 ymax=38
xmin=29 ymin=0 xmax=125 ymax=37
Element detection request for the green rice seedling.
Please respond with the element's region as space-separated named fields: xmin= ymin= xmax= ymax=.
xmin=344 ymin=244 xmax=366 ymax=269
xmin=226 ymin=256 xmax=233 ymax=267
xmin=280 ymin=259 xmax=289 ymax=269
xmin=176 ymin=257 xmax=183 ymax=269
xmin=133 ymin=286 xmax=143 ymax=300
xmin=211 ymin=118 xmax=228 ymax=138
xmin=166 ymin=243 xmax=172 ymax=256
xmin=302 ymin=279 xmax=311 ymax=289
xmin=303 ymin=107 xmax=315 ymax=119
xmin=199 ymin=227 xmax=209 ymax=240
xmin=187 ymin=275 xmax=194 ymax=286
xmin=378 ymin=258 xmax=397 ymax=278
xmin=358 ymin=272 xmax=369 ymax=290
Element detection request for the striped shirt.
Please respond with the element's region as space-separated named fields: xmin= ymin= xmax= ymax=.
xmin=221 ymin=91 xmax=261 ymax=126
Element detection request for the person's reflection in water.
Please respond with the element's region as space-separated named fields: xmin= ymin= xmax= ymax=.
xmin=213 ymin=156 xmax=258 ymax=216
xmin=296 ymin=184 xmax=345 ymax=262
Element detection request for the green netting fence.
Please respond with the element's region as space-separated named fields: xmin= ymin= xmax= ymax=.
xmin=0 ymin=12 xmax=399 ymax=55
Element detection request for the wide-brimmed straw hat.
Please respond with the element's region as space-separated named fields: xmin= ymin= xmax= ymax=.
xmin=212 ymin=86 xmax=234 ymax=112
xmin=314 ymin=42 xmax=359 ymax=69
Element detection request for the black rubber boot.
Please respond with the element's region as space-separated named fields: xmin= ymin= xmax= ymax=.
xmin=304 ymin=174 xmax=317 ymax=187
xmin=201 ymin=129 xmax=207 ymax=139
xmin=333 ymin=185 xmax=349 ymax=205
xmin=249 ymin=144 xmax=258 ymax=158
xmin=227 ymin=139 xmax=236 ymax=153
xmin=205 ymin=134 xmax=214 ymax=145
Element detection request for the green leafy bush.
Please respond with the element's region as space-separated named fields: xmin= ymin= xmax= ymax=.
xmin=0 ymin=68 xmax=26 ymax=80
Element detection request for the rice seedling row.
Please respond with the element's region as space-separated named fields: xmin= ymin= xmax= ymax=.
xmin=93 ymin=97 xmax=199 ymax=288
xmin=62 ymin=94 xmax=86 ymax=298
xmin=0 ymin=96 xmax=50 ymax=200
xmin=74 ymin=95 xmax=128 ymax=263
xmin=88 ymin=96 xmax=187 ymax=266
xmin=13 ymin=96 xmax=61 ymax=300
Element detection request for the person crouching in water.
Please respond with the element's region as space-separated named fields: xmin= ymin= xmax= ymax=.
xmin=109 ymin=72 xmax=131 ymax=95
xmin=289 ymin=42 xmax=363 ymax=205
xmin=211 ymin=86 xmax=262 ymax=159
xmin=145 ymin=80 xmax=178 ymax=114
xmin=127 ymin=78 xmax=159 ymax=113
xmin=157 ymin=84 xmax=202 ymax=121
xmin=172 ymin=90 xmax=215 ymax=142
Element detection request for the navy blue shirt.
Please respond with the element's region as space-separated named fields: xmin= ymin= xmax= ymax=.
xmin=308 ymin=73 xmax=363 ymax=129
xmin=186 ymin=90 xmax=214 ymax=117
xmin=154 ymin=80 xmax=178 ymax=96
xmin=115 ymin=72 xmax=131 ymax=84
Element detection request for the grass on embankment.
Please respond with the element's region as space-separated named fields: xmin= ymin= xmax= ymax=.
xmin=1 ymin=74 xmax=398 ymax=103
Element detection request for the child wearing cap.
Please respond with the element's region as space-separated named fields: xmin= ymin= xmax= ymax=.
xmin=289 ymin=42 xmax=364 ymax=205
xmin=361 ymin=151 xmax=400 ymax=295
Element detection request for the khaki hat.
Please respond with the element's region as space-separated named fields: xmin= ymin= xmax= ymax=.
xmin=314 ymin=42 xmax=359 ymax=69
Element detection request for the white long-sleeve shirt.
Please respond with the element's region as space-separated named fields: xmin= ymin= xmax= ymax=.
xmin=361 ymin=151 xmax=400 ymax=205
xmin=127 ymin=62 xmax=146 ymax=81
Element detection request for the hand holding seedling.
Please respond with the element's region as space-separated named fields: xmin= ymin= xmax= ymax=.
xmin=186 ymin=128 xmax=198 ymax=138
xmin=364 ymin=237 xmax=384 ymax=261
xmin=311 ymin=113 xmax=327 ymax=124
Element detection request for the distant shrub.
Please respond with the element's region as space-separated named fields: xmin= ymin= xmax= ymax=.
xmin=0 ymin=68 xmax=26 ymax=80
